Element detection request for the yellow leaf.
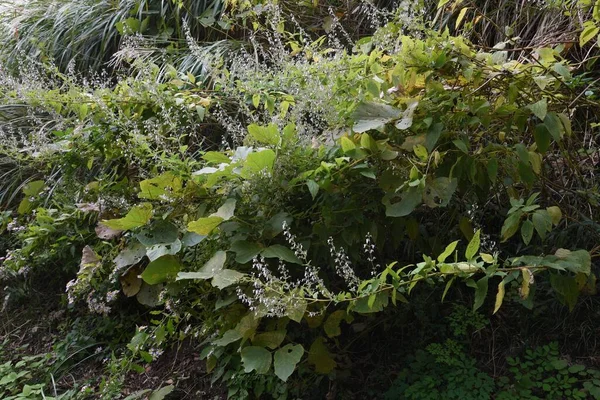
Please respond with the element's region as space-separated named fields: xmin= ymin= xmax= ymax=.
xmin=493 ymin=280 xmax=505 ymax=314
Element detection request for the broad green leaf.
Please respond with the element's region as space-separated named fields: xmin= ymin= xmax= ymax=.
xmin=532 ymin=210 xmax=551 ymax=240
xmin=149 ymin=385 xmax=174 ymax=400
xmin=521 ymin=219 xmax=534 ymax=245
xmin=472 ymin=276 xmax=489 ymax=311
xmin=493 ymin=280 xmax=506 ymax=314
xmin=546 ymin=206 xmax=562 ymax=225
xmin=241 ymin=149 xmax=276 ymax=178
xmin=141 ymin=255 xmax=181 ymax=285
xmin=213 ymin=329 xmax=242 ymax=346
xmin=22 ymin=180 xmax=44 ymax=196
xmin=465 ymin=229 xmax=481 ymax=260
xmin=501 ymin=210 xmax=523 ymax=242
xmin=423 ymin=177 xmax=457 ymax=208
xmin=437 ymin=240 xmax=459 ymax=263
xmin=241 ymin=346 xmax=272 ymax=374
xmin=211 ymin=199 xmax=236 ymax=221
xmin=550 ymin=273 xmax=579 ymax=311
xmin=136 ymin=282 xmax=162 ymax=307
xmin=252 ymin=330 xmax=286 ymax=349
xmin=287 ymin=297 xmax=307 ymax=322
xmin=114 ymin=241 xmax=147 ymax=269
xmin=248 ymin=124 xmax=279 ymax=145
xmin=230 ymin=241 xmax=262 ymax=264
xmin=101 ymin=203 xmax=153 ymax=231
xmin=187 ymin=216 xmax=223 ymax=235
xmin=177 ymin=250 xmax=226 ymax=280
xmin=580 ymin=20 xmax=599 ymax=47
xmin=555 ymin=249 xmax=591 ymax=275
xmin=384 ymin=187 xmax=422 ymax=217
xmin=307 ymin=180 xmax=319 ymax=200
xmin=353 ymin=291 xmax=389 ymax=313
xmin=307 ymin=337 xmax=336 ymax=374
xmin=413 ymin=145 xmax=428 ymax=161
xmin=480 ymin=253 xmax=495 ymax=264
xmin=146 ymin=239 xmax=182 ymax=261
xmin=452 ymin=139 xmax=468 ymax=154
xmin=323 ymin=310 xmax=346 ymax=338
xmin=136 ymin=220 xmax=178 ymax=246
xmin=138 ymin=172 xmax=182 ymax=200
xmin=274 ymin=344 xmax=304 ymax=382
xmin=352 ymin=102 xmax=402 ymax=133
xmin=543 ymin=112 xmax=562 ymax=141
xmin=395 ymin=100 xmax=419 ymax=130
xmin=360 ymin=133 xmax=377 ymax=151
xmin=534 ymin=124 xmax=551 ymax=153
xmin=235 ymin=313 xmax=261 ymax=339
xmin=202 ymin=151 xmax=230 ymax=164
xmin=211 ymin=269 xmax=246 ymax=290
xmin=487 ymin=158 xmax=498 ymax=183
xmin=341 ymin=136 xmax=356 ymax=153
xmin=528 ymin=98 xmax=547 ymax=120
xmin=261 ymin=245 xmax=301 ymax=264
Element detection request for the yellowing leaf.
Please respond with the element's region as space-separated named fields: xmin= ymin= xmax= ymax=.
xmin=101 ymin=203 xmax=153 ymax=231
xmin=340 ymin=136 xmax=356 ymax=153
xmin=187 ymin=216 xmax=223 ymax=235
xmin=493 ymin=280 xmax=505 ymax=314
xmin=120 ymin=264 xmax=143 ymax=297
xmin=580 ymin=20 xmax=599 ymax=47
xmin=307 ymin=337 xmax=336 ymax=374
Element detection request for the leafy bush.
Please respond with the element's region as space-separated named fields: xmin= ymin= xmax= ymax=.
xmin=0 ymin=0 xmax=599 ymax=398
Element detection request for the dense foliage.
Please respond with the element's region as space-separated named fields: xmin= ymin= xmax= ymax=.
xmin=0 ymin=0 xmax=599 ymax=399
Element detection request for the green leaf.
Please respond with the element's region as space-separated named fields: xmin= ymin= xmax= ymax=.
xmin=543 ymin=112 xmax=563 ymax=141
xmin=148 ymin=385 xmax=174 ymax=400
xmin=487 ymin=158 xmax=498 ymax=183
xmin=230 ymin=241 xmax=262 ymax=264
xmin=532 ymin=210 xmax=551 ymax=240
xmin=493 ymin=280 xmax=506 ymax=314
xmin=546 ymin=206 xmax=562 ymax=225
xmin=580 ymin=20 xmax=599 ymax=47
xmin=101 ymin=203 xmax=153 ymax=231
xmin=177 ymin=250 xmax=226 ymax=280
xmin=555 ymin=249 xmax=591 ymax=275
xmin=413 ymin=144 xmax=428 ymax=161
xmin=501 ymin=210 xmax=523 ymax=242
xmin=323 ymin=310 xmax=347 ymax=338
xmin=211 ymin=199 xmax=236 ymax=221
xmin=384 ymin=187 xmax=422 ymax=217
xmin=550 ymin=273 xmax=579 ymax=311
xmin=452 ymin=139 xmax=468 ymax=154
xmin=253 ymin=330 xmax=286 ymax=349
xmin=473 ymin=276 xmax=489 ymax=311
xmin=307 ymin=180 xmax=319 ymax=200
xmin=528 ymin=98 xmax=547 ymax=120
xmin=307 ymin=337 xmax=336 ymax=374
xmin=138 ymin=172 xmax=182 ymax=200
xmin=211 ymin=269 xmax=246 ymax=290
xmin=141 ymin=255 xmax=181 ymax=285
xmin=261 ymin=245 xmax=301 ymax=264
xmin=437 ymin=240 xmax=459 ymax=263
xmin=213 ymin=329 xmax=243 ymax=346
xmin=22 ymin=180 xmax=44 ymax=196
xmin=534 ymin=124 xmax=552 ymax=153
xmin=352 ymin=102 xmax=401 ymax=133
xmin=521 ymin=219 xmax=534 ymax=245
xmin=241 ymin=150 xmax=276 ymax=178
xmin=465 ymin=229 xmax=481 ymax=260
xmin=480 ymin=253 xmax=495 ymax=263
xmin=287 ymin=297 xmax=306 ymax=322
xmin=340 ymin=136 xmax=356 ymax=153
xmin=248 ymin=124 xmax=279 ymax=145
xmin=274 ymin=344 xmax=304 ymax=382
xmin=360 ymin=133 xmax=378 ymax=151
xmin=187 ymin=216 xmax=223 ymax=235
xmin=202 ymin=151 xmax=230 ymax=164
xmin=241 ymin=346 xmax=272 ymax=374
